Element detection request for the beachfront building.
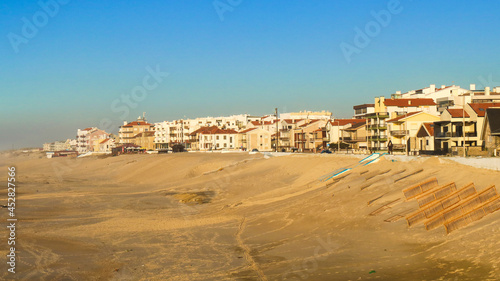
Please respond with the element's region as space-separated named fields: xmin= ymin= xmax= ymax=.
xmin=416 ymin=123 xmax=437 ymax=154
xmin=119 ymin=116 xmax=154 ymax=145
xmin=482 ymin=108 xmax=500 ymax=156
xmin=280 ymin=110 xmax=332 ymax=120
xmin=95 ymin=138 xmax=115 ymax=153
xmin=133 ymin=131 xmax=155 ymax=150
xmin=238 ymin=127 xmax=273 ymax=152
xmin=469 ymin=86 xmax=500 ymax=104
xmin=43 ymin=139 xmax=75 ymax=151
xmin=189 ymin=126 xmax=239 ymax=151
xmin=326 ymin=119 xmax=366 ymax=148
xmin=292 ymin=120 xmax=329 ymax=152
xmin=353 ymin=104 xmax=375 ymax=119
xmin=277 ymin=119 xmax=303 ymax=151
xmin=433 ymin=108 xmax=474 ymax=154
xmin=343 ymin=122 xmax=368 ymax=151
xmin=386 ymin=111 xmax=440 ymax=155
xmin=154 ymin=114 xmax=252 ymax=150
xmin=366 ymin=97 xmax=437 ymax=151
xmin=393 ymin=84 xmax=470 ymax=113
xmin=77 ymin=127 xmax=109 ymax=154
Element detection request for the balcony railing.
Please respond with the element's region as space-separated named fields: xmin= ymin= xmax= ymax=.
xmin=435 ymin=132 xmax=477 ymax=138
xmin=366 ymin=112 xmax=389 ymax=119
xmin=391 ymin=130 xmax=409 ymax=136
xmin=367 ymin=125 xmax=387 ymax=130
xmin=368 ymin=135 xmax=388 ymax=141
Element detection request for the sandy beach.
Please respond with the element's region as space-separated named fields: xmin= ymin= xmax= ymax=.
xmin=1 ymin=151 xmax=499 ymax=280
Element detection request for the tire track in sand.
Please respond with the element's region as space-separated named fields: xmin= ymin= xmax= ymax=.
xmin=235 ymin=218 xmax=268 ymax=281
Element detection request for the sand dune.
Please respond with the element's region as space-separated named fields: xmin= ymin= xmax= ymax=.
xmin=1 ymin=151 xmax=499 ymax=280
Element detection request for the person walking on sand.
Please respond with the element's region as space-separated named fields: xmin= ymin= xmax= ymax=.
xmin=388 ymin=140 xmax=393 ymax=155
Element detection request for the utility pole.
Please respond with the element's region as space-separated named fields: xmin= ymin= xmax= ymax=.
xmin=462 ymin=94 xmax=466 ymax=157
xmin=275 ymin=107 xmax=278 ymax=152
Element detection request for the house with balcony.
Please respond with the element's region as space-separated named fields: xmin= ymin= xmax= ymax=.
xmin=343 ymin=122 xmax=368 ymax=150
xmin=76 ymin=127 xmax=109 ymax=154
xmin=292 ymin=120 xmax=329 ymax=152
xmin=367 ymin=97 xmax=437 ymax=151
xmin=416 ymin=123 xmax=437 ymax=154
xmin=326 ymin=119 xmax=366 ymax=150
xmin=238 ymin=127 xmax=272 ymax=151
xmin=189 ymin=126 xmax=238 ymax=151
xmin=119 ymin=116 xmax=154 ymax=145
xmin=353 ymin=104 xmax=375 ymax=119
xmin=434 ymin=108 xmax=475 ymax=154
xmin=386 ymin=111 xmax=440 ymax=155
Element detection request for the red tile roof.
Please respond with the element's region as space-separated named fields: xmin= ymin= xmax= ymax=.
xmin=239 ymin=128 xmax=257 ymax=134
xmin=191 ymin=126 xmax=238 ymax=135
xmin=329 ymin=119 xmax=366 ymax=126
xmin=299 ymin=119 xmax=320 ymax=127
xmin=468 ymin=103 xmax=500 ymax=117
xmin=122 ymin=121 xmax=153 ymax=127
xmin=99 ymin=138 xmax=113 ymax=144
xmin=422 ymin=123 xmax=434 ymax=137
xmin=384 ymin=98 xmax=436 ymax=107
xmin=282 ymin=119 xmax=303 ymax=124
xmin=447 ymin=108 xmax=469 ymax=118
xmin=386 ymin=112 xmax=420 ymax=123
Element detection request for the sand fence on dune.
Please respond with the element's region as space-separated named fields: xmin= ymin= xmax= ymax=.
xmin=403 ymin=177 xmax=500 ymax=234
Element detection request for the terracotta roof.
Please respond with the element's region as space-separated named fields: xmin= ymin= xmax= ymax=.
xmin=192 ymin=126 xmax=238 ymax=135
xmin=122 ymin=121 xmax=153 ymax=127
xmin=447 ymin=108 xmax=469 ymax=118
xmin=386 ymin=112 xmax=420 ymax=123
xmin=422 ymin=123 xmax=435 ymax=136
xmin=282 ymin=119 xmax=303 ymax=124
xmin=99 ymin=138 xmax=112 ymax=144
xmin=329 ymin=119 xmax=366 ymax=126
xmin=468 ymin=103 xmax=500 ymax=117
xmin=83 ymin=127 xmax=93 ymax=131
xmin=384 ymin=98 xmax=436 ymax=107
xmin=239 ymin=128 xmax=257 ymax=134
xmin=299 ymin=120 xmax=320 ymax=127
xmin=344 ymin=122 xmax=366 ymax=131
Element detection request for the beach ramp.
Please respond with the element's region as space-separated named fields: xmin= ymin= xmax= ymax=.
xmin=319 ymin=168 xmax=351 ymax=182
xmin=363 ymin=153 xmax=387 ymax=166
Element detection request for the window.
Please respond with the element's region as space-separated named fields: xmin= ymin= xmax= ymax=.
xmin=230 ymin=137 xmax=233 ymax=142
xmin=224 ymin=143 xmax=227 ymax=147
xmin=217 ymin=143 xmax=220 ymax=148
xmin=426 ymin=140 xmax=429 ymax=145
xmin=224 ymin=136 xmax=227 ymax=140
xmin=216 ymin=136 xmax=219 ymax=140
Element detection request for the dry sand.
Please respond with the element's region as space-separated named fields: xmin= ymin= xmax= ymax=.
xmin=0 ymin=151 xmax=499 ymax=280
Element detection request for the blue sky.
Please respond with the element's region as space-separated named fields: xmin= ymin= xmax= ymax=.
xmin=1 ymin=0 xmax=500 ymax=149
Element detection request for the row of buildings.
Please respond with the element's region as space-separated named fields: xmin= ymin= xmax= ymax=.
xmin=43 ymin=84 xmax=500 ymax=156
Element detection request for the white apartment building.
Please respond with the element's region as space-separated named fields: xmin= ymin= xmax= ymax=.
xmin=76 ymin=127 xmax=109 ymax=154
xmin=154 ymin=114 xmax=251 ymax=150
